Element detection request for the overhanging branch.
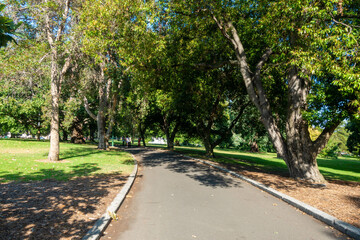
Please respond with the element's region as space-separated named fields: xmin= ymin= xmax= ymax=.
xmin=84 ymin=97 xmax=97 ymax=121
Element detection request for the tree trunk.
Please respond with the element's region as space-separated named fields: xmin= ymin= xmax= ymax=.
xmin=286 ymin=149 xmax=325 ymax=182
xmin=97 ymin=113 xmax=106 ymax=149
xmin=164 ymin=126 xmax=177 ymax=150
xmin=165 ymin=121 xmax=179 ymax=150
xmin=48 ymin=58 xmax=60 ymax=161
xmin=213 ymin=20 xmax=339 ymax=183
xmin=250 ymin=141 xmax=259 ymax=152
xmin=97 ymin=63 xmax=108 ymax=150
xmin=165 ymin=129 xmax=174 ymax=150
xmin=281 ymin=69 xmax=326 ymax=183
xmin=203 ymin=135 xmax=215 ymax=158
xmin=45 ymin=0 xmax=71 ymax=161
xmin=36 ymin=128 xmax=41 ymax=141
xmin=139 ymin=122 xmax=147 ymax=147
xmin=142 ymin=138 xmax=146 ymax=147
xmin=70 ymin=119 xmax=85 ymax=144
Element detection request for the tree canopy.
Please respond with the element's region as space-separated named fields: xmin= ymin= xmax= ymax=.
xmin=1 ymin=0 xmax=359 ymax=183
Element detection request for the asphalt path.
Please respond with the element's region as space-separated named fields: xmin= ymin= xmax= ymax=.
xmin=102 ymin=148 xmax=347 ymax=240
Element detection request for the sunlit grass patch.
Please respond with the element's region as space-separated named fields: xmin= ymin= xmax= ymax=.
xmin=147 ymin=144 xmax=360 ymax=182
xmin=0 ymin=139 xmax=134 ymax=182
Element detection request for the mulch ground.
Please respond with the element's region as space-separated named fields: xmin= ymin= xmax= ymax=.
xmin=0 ymin=175 xmax=127 ymax=240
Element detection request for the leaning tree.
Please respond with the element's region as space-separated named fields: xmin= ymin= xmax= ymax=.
xmin=168 ymin=0 xmax=359 ymax=183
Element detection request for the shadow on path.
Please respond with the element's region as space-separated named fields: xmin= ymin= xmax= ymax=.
xmin=126 ymin=148 xmax=242 ymax=189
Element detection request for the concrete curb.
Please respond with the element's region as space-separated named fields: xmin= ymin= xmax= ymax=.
xmin=82 ymin=153 xmax=138 ymax=240
xmin=182 ymin=155 xmax=360 ymax=240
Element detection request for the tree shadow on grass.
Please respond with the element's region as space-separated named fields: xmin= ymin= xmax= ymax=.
xmin=0 ymin=163 xmax=102 ymax=182
xmin=0 ymin=173 xmax=127 ymax=240
xmin=172 ymin=147 xmax=360 ymax=184
xmin=127 ymin=148 xmax=242 ymax=189
xmin=57 ymin=147 xmax=103 ymax=160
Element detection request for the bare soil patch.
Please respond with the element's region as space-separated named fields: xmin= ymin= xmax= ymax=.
xmin=0 ymin=174 xmax=128 ymax=240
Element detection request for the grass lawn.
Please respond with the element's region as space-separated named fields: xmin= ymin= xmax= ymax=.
xmin=0 ymin=139 xmax=134 ymax=182
xmin=147 ymin=144 xmax=360 ymax=183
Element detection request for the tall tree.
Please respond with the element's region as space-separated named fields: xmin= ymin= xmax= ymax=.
xmin=7 ymin=0 xmax=80 ymax=160
xmin=43 ymin=0 xmax=74 ymax=161
xmin=79 ymin=0 xmax=150 ymax=149
xmin=211 ymin=0 xmax=359 ymax=182
xmin=167 ymin=0 xmax=359 ymax=183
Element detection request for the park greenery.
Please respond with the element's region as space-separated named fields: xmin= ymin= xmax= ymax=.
xmin=147 ymin=143 xmax=360 ymax=182
xmin=0 ymin=0 xmax=359 ymax=183
xmin=0 ymin=139 xmax=134 ymax=182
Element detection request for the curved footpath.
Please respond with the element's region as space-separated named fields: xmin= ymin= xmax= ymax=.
xmin=91 ymin=148 xmax=358 ymax=240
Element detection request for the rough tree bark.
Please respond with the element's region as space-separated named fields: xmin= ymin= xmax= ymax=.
xmin=212 ymin=18 xmax=340 ymax=183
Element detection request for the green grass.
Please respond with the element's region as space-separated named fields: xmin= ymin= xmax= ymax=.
xmin=147 ymin=143 xmax=360 ymax=182
xmin=0 ymin=139 xmax=134 ymax=182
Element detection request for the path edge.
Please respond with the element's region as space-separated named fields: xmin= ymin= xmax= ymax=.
xmin=82 ymin=153 xmax=138 ymax=240
xmin=182 ymin=154 xmax=360 ymax=240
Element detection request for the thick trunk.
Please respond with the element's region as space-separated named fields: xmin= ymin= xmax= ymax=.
xmin=97 ymin=113 xmax=106 ymax=149
xmin=165 ymin=129 xmax=174 ymax=150
xmin=203 ymin=135 xmax=215 ymax=158
xmin=286 ymin=149 xmax=325 ymax=182
xmin=164 ymin=127 xmax=178 ymax=150
xmin=282 ymin=69 xmax=326 ymax=183
xmin=213 ymin=20 xmax=336 ymax=183
xmin=48 ymin=58 xmax=60 ymax=161
xmin=162 ymin=116 xmax=179 ymax=150
xmin=70 ymin=119 xmax=85 ymax=144
xmin=167 ymin=138 xmax=174 ymax=150
xmin=142 ymin=138 xmax=146 ymax=147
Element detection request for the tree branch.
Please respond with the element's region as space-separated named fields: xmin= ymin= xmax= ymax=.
xmin=213 ymin=100 xmax=250 ymax=147
xmin=211 ymin=14 xmax=232 ymax=41
xmin=55 ymin=0 xmax=71 ymax=42
xmin=44 ymin=11 xmax=54 ymax=47
xmin=313 ymin=119 xmax=342 ymax=155
xmin=84 ymin=97 xmax=97 ymax=121
xmin=254 ymin=48 xmax=273 ymax=81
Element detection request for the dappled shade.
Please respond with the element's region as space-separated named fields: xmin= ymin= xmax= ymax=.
xmin=0 ymin=174 xmax=127 ymax=239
